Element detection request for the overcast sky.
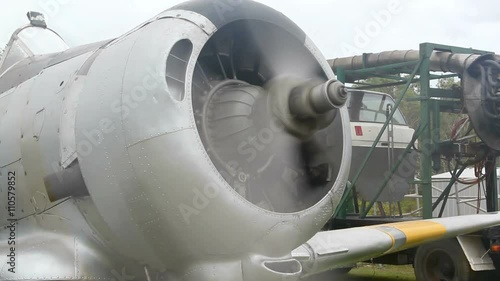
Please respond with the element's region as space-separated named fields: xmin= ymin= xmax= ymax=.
xmin=1 ymin=0 xmax=500 ymax=60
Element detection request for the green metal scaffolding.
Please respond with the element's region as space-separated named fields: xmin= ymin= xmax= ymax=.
xmin=333 ymin=43 xmax=498 ymax=221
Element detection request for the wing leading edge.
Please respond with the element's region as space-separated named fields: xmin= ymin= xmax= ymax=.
xmin=293 ymin=213 xmax=500 ymax=276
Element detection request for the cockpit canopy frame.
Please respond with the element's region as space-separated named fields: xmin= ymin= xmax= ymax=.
xmin=0 ymin=11 xmax=68 ymax=76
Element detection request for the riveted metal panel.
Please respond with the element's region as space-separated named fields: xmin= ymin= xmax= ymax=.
xmin=74 ymin=197 xmax=141 ymax=269
xmin=125 ymin=129 xmax=244 ymax=265
xmin=75 ymin=29 xmax=164 ymax=270
xmin=0 ymin=82 xmax=29 ymax=168
xmin=156 ymin=10 xmax=217 ymax=36
xmin=60 ymin=75 xmax=86 ymax=168
xmin=20 ymin=52 xmax=93 ymax=215
xmin=121 ymin=18 xmax=206 ymax=147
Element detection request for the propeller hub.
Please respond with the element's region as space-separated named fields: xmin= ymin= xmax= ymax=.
xmin=290 ymin=79 xmax=348 ymax=117
xmin=267 ymin=76 xmax=347 ymax=139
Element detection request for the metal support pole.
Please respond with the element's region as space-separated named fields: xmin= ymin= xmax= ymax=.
xmin=432 ymin=101 xmax=441 ymax=171
xmin=486 ymin=156 xmax=499 ymax=212
xmin=336 ymin=67 xmax=346 ymax=84
xmin=420 ymin=43 xmax=434 ymax=219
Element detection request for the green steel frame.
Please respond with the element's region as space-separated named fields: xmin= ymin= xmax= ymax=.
xmin=334 ymin=43 xmax=498 ymax=220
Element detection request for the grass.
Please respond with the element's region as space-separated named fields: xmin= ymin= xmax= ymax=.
xmin=309 ymin=264 xmax=417 ymax=281
xmin=348 ymin=264 xmax=417 ymax=281
xmin=359 ymin=198 xmax=423 ymax=217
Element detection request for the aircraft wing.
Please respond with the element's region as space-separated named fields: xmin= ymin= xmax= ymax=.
xmin=293 ymin=213 xmax=500 ymax=276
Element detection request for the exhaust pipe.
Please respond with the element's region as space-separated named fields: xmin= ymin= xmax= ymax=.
xmin=328 ymin=50 xmax=500 ymax=151
xmin=329 ymin=50 xmax=480 ymax=75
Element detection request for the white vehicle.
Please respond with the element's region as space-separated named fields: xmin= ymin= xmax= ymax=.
xmin=348 ymin=90 xmax=416 ymax=206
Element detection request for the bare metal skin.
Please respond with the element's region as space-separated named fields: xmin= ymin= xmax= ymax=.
xmin=0 ymin=1 xmax=499 ymax=281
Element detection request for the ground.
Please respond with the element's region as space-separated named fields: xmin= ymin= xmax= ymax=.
xmin=310 ymin=264 xmax=416 ymax=281
xmin=347 ymin=265 xmax=416 ymax=281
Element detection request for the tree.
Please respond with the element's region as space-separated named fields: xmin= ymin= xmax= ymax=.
xmin=435 ymin=77 xmax=464 ymax=141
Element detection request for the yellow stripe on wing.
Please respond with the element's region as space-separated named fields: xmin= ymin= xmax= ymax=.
xmin=384 ymin=221 xmax=447 ymax=249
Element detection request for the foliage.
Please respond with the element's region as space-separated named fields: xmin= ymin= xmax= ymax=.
xmin=435 ymin=77 xmax=464 ymax=141
xmin=359 ymin=197 xmax=422 ymax=218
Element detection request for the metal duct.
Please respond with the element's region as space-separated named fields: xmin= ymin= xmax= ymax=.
xmin=329 ymin=50 xmax=480 ymax=75
xmin=329 ymin=51 xmax=500 ymax=151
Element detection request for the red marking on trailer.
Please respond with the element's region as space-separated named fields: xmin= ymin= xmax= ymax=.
xmin=355 ymin=126 xmax=363 ymax=136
